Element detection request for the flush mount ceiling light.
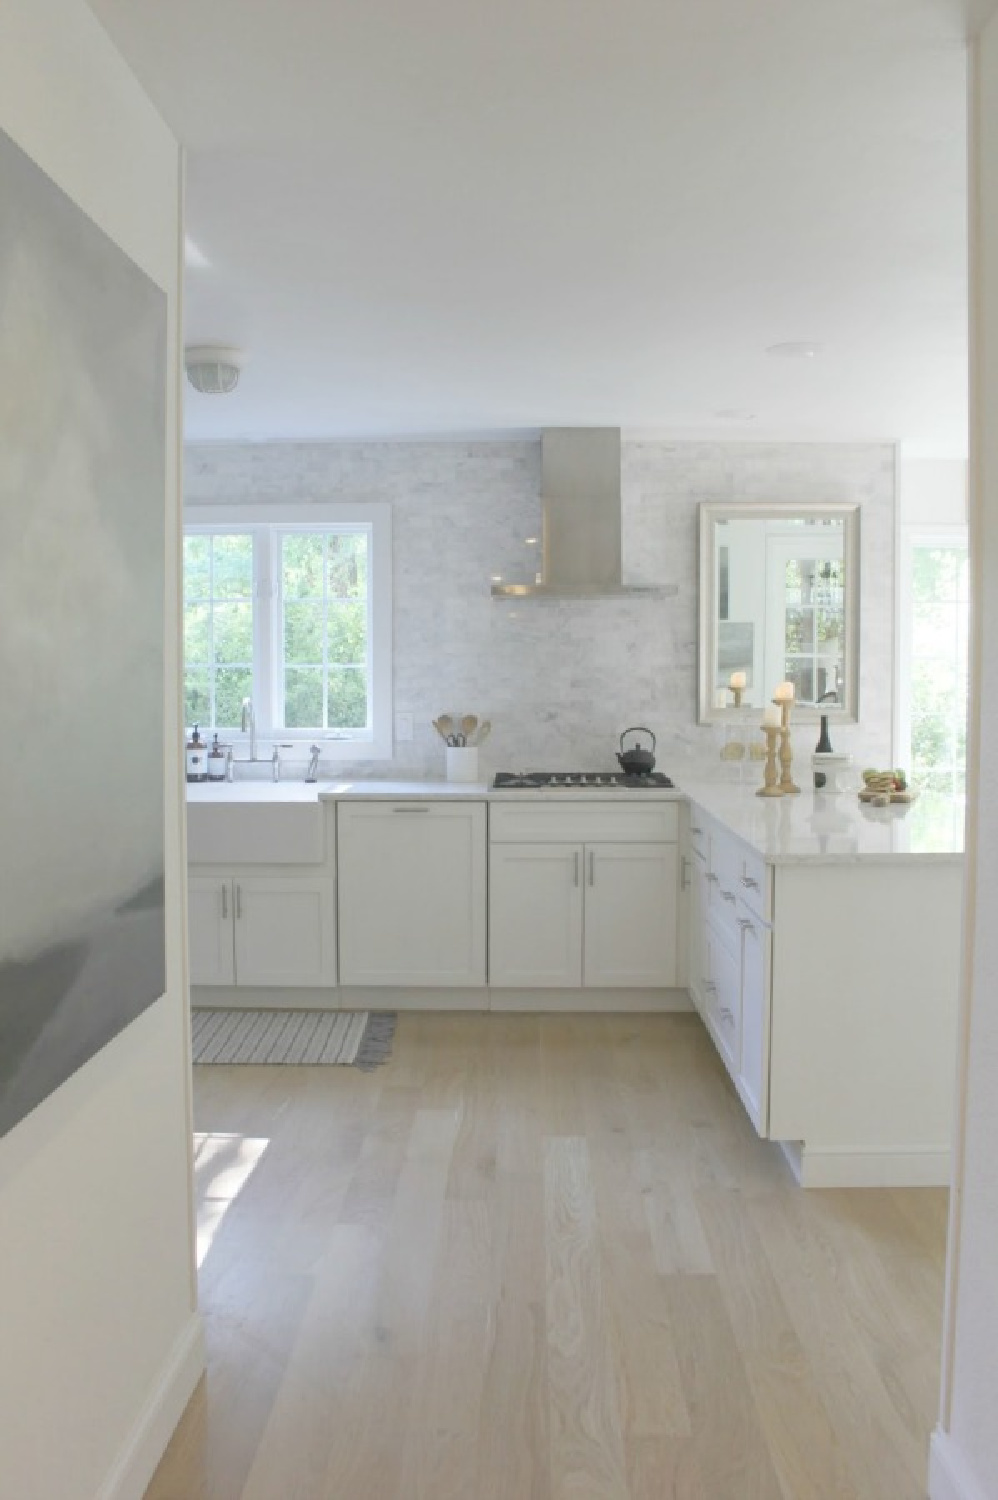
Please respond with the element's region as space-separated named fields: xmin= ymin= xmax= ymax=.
xmin=184 ymin=345 xmax=247 ymax=394
xmin=766 ymin=341 xmax=823 ymax=359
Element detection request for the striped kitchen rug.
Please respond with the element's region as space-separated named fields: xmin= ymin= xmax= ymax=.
xmin=191 ymin=1009 xmax=396 ymax=1069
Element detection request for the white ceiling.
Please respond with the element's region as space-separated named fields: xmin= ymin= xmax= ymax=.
xmin=86 ymin=0 xmax=990 ymax=455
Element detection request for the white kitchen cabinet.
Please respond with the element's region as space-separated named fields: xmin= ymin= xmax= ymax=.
xmin=684 ymin=796 xmax=962 ymax=1185
xmin=188 ymin=873 xmax=336 ymax=989
xmin=583 ymin=843 xmax=678 ymax=988
xmin=488 ymin=843 xmax=584 ymax=987
xmin=488 ymin=803 xmax=680 ymax=993
xmin=737 ymin=903 xmax=771 ymax=1134
xmin=188 ymin=876 xmax=235 ymax=986
xmin=337 ymin=801 xmax=487 ymax=987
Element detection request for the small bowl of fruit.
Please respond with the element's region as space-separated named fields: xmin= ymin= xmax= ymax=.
xmin=858 ymin=768 xmax=916 ymax=806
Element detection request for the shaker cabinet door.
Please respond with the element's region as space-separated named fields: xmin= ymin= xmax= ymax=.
xmin=489 ymin=843 xmax=584 ymax=988
xmin=338 ymin=802 xmax=487 ymax=986
xmin=232 ymin=877 xmax=337 ymax=989
xmin=583 ymin=843 xmax=678 ymax=989
xmin=188 ymin=877 xmax=235 ymax=986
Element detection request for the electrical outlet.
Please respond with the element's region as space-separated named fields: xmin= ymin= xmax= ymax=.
xmin=395 ymin=711 xmax=414 ymax=742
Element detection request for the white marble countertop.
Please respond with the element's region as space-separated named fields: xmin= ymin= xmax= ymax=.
xmin=185 ymin=772 xmax=966 ymax=860
xmin=678 ymin=772 xmax=966 ymax=863
xmin=186 ymin=778 xmax=491 ymax=803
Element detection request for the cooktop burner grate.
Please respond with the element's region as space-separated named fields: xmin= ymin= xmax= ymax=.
xmin=493 ymin=771 xmax=675 ymax=789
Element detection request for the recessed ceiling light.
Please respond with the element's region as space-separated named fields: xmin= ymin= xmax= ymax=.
xmin=491 ymin=574 xmax=503 ymax=583
xmin=766 ymin=341 xmax=823 ymax=359
xmin=524 ymin=536 xmax=539 ymax=546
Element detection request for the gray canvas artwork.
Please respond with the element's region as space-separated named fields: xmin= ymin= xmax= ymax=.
xmin=0 ymin=128 xmax=167 ymax=1137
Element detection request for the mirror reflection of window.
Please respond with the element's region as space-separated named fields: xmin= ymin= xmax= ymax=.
xmin=698 ymin=501 xmax=858 ymax=723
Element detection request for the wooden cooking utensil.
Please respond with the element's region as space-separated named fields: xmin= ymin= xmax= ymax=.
xmin=432 ymin=715 xmax=453 ymax=742
xmin=475 ymin=720 xmax=491 ymax=745
xmin=461 ymin=714 xmax=478 ymax=742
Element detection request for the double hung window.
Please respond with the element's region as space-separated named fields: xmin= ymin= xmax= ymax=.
xmin=182 ymin=504 xmax=392 ymax=759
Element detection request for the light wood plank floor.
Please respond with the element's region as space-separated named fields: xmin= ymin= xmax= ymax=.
xmin=146 ymin=1013 xmax=948 ymax=1500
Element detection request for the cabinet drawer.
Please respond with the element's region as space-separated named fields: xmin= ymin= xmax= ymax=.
xmin=686 ymin=810 xmax=708 ymax=860
xmin=735 ymin=847 xmax=769 ymax=922
xmin=489 ymin=801 xmax=678 ymax=845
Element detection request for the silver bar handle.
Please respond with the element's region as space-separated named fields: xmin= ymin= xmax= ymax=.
xmin=706 ymin=872 xmax=719 ymax=884
xmin=221 ymin=883 xmax=228 ymax=920
xmin=720 ymin=888 xmax=736 ymax=904
xmin=738 ymin=916 xmax=754 ymax=932
xmin=574 ymin=851 xmax=580 ymax=887
xmin=680 ymin=855 xmax=689 ymax=891
xmin=235 ymin=884 xmax=242 ymax=920
xmin=690 ymin=824 xmax=703 ymax=835
xmin=740 ymin=874 xmax=760 ymax=890
xmin=589 ymin=851 xmax=595 ymax=887
xmin=392 ymin=806 xmax=430 ymax=813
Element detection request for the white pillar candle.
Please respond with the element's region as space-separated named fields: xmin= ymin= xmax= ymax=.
xmin=773 ymin=681 xmax=795 ymax=703
xmin=729 ymin=670 xmax=747 ymax=691
xmin=762 ymin=705 xmax=782 ymax=728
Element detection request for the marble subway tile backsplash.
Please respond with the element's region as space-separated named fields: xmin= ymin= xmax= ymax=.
xmin=185 ymin=438 xmax=894 ymax=778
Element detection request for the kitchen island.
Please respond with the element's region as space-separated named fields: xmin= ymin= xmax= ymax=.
xmin=677 ymin=770 xmax=964 ymax=1187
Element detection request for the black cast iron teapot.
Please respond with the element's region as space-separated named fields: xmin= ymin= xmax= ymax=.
xmin=616 ymin=726 xmax=657 ymax=776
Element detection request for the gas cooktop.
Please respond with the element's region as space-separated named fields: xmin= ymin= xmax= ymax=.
xmin=493 ymin=771 xmax=675 ymax=789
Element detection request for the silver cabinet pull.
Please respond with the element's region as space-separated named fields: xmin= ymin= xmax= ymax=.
xmin=740 ymin=874 xmax=760 ymax=890
xmin=720 ymin=888 xmax=736 ymax=904
xmin=574 ymin=851 xmax=580 ymax=887
xmin=706 ymin=872 xmax=719 ymax=884
xmin=704 ymin=980 xmax=718 ymax=995
xmin=221 ymin=883 xmax=228 ymax=920
xmin=720 ymin=1005 xmax=734 ymax=1026
xmin=589 ymin=850 xmax=595 ymax=886
xmin=680 ymin=855 xmax=690 ymax=890
xmin=235 ymin=884 xmax=242 ymax=920
xmin=690 ymin=824 xmax=703 ymax=835
xmin=738 ymin=916 xmax=754 ymax=932
xmin=392 ymin=805 xmax=430 ymax=813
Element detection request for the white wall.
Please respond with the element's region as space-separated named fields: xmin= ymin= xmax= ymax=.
xmin=899 ymin=456 xmax=968 ymax=527
xmin=930 ymin=17 xmax=998 ymax=1500
xmin=0 ymin=3 xmax=201 ymax=1498
xmin=186 ymin=437 xmax=895 ymax=773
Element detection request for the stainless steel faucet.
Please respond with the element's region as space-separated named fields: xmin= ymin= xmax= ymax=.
xmin=272 ymin=746 xmax=281 ymax=782
xmin=306 ymin=744 xmax=321 ymax=782
xmin=240 ymin=697 xmax=257 ymax=762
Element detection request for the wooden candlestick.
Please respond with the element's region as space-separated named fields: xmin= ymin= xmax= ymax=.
xmin=756 ymin=726 xmax=782 ymax=796
xmin=778 ymin=701 xmax=801 ymax=795
xmin=729 ymin=686 xmax=743 ymax=709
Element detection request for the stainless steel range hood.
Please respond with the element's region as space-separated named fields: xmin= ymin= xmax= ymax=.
xmin=491 ymin=428 xmax=677 ymax=600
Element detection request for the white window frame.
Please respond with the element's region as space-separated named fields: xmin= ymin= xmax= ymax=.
xmin=183 ymin=502 xmax=393 ymax=761
xmin=896 ymin=523 xmax=968 ymax=785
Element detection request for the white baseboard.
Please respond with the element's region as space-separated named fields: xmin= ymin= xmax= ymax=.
xmin=489 ymin=987 xmax=692 ymax=1013
xmin=930 ymin=1427 xmax=991 ymax=1500
xmin=796 ymin=1145 xmax=951 ymax=1188
xmin=191 ymin=985 xmax=693 ymax=1015
xmin=97 ymin=1312 xmax=205 ymax=1500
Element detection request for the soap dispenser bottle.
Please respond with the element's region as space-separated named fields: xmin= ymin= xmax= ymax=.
xmin=186 ymin=724 xmax=208 ymax=783
xmin=207 ymin=733 xmax=226 ymax=782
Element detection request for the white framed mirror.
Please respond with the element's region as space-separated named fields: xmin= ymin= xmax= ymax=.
xmin=697 ymin=500 xmax=861 ymax=724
